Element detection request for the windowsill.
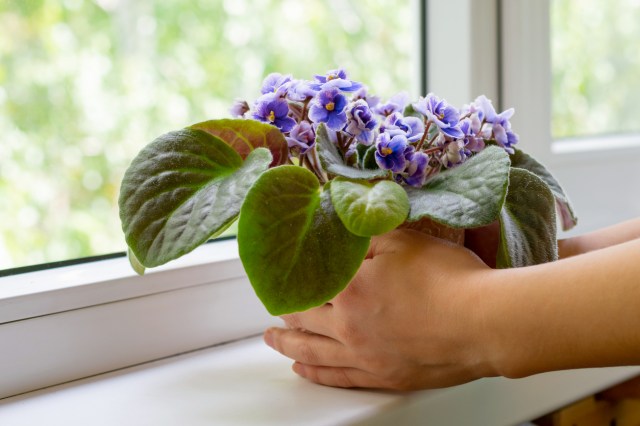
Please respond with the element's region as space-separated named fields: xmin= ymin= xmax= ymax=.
xmin=1 ymin=336 xmax=639 ymax=426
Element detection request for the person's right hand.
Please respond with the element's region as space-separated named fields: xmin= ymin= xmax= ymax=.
xmin=264 ymin=229 xmax=500 ymax=390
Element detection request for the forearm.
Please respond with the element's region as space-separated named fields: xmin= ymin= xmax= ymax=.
xmin=483 ymin=238 xmax=640 ymax=378
xmin=559 ymin=217 xmax=640 ymax=258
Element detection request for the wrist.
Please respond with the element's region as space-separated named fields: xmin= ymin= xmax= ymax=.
xmin=457 ymin=267 xmax=512 ymax=380
xmin=558 ymin=236 xmax=584 ymax=258
xmin=472 ymin=267 xmax=543 ymax=379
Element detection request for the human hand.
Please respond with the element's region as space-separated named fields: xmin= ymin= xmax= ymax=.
xmin=263 ymin=229 xmax=500 ymax=390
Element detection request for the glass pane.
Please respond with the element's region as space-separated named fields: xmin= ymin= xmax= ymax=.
xmin=551 ymin=0 xmax=640 ymax=139
xmin=0 ymin=0 xmax=418 ymax=270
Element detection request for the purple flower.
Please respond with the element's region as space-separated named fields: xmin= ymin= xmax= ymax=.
xmin=472 ymin=95 xmax=519 ymax=153
xmin=403 ymin=150 xmax=430 ymax=187
xmin=252 ymin=93 xmax=296 ymax=133
xmin=286 ymin=79 xmax=316 ymax=102
xmin=308 ymin=88 xmax=348 ymax=130
xmin=440 ymin=140 xmax=470 ymax=168
xmin=261 ymin=73 xmax=292 ymax=96
xmin=344 ymin=100 xmax=378 ymax=145
xmin=285 ymin=121 xmax=315 ymax=154
xmin=459 ymin=118 xmax=485 ymax=153
xmin=493 ymin=124 xmax=519 ymax=154
xmin=310 ymin=68 xmax=363 ymax=92
xmin=413 ymin=93 xmax=464 ymax=139
xmin=373 ymin=92 xmax=410 ymax=116
xmin=351 ymin=87 xmax=380 ymax=109
xmin=229 ymin=99 xmax=250 ymax=118
xmin=375 ymin=132 xmax=408 ymax=173
xmin=380 ymin=112 xmax=425 ymax=143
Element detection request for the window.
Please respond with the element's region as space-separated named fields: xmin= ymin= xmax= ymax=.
xmin=551 ymin=0 xmax=640 ymax=140
xmin=0 ymin=0 xmax=420 ymax=271
xmin=501 ymin=0 xmax=640 ymax=236
xmin=0 ymin=0 xmax=422 ymax=399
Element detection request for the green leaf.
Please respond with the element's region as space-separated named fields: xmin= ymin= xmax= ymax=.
xmin=119 ymin=128 xmax=272 ymax=267
xmin=402 ymin=103 xmax=422 ymax=119
xmin=316 ymin=123 xmax=389 ymax=179
xmin=361 ymin=145 xmax=379 ymax=170
xmin=510 ymin=149 xmax=578 ymax=231
xmin=355 ymin=143 xmax=370 ymax=168
xmin=496 ymin=167 xmax=558 ymax=268
xmin=405 ymin=146 xmax=511 ymax=228
xmin=238 ymin=166 xmax=370 ymax=315
xmin=190 ymin=118 xmax=288 ymax=167
xmin=330 ymin=178 xmax=409 ymax=237
xmin=127 ymin=247 xmax=146 ymax=275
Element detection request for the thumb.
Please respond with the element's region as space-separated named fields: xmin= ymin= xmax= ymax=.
xmin=366 ymin=228 xmax=433 ymax=259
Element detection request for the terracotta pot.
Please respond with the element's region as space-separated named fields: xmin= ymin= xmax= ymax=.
xmin=399 ymin=217 xmax=465 ymax=245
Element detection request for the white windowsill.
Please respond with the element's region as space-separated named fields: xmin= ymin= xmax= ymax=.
xmin=0 ymin=239 xmax=245 ymax=323
xmin=1 ymin=335 xmax=639 ymax=426
xmin=0 ymin=240 xmax=280 ymax=399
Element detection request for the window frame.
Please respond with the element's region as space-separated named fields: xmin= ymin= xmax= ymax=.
xmin=500 ymin=0 xmax=640 ymax=237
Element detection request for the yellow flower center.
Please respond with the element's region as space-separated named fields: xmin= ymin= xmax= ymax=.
xmin=268 ymin=110 xmax=276 ymax=122
xmin=381 ymin=147 xmax=393 ymax=156
xmin=438 ymin=112 xmax=445 ymax=120
xmin=327 ymin=74 xmax=338 ymax=81
xmin=326 ymin=102 xmax=335 ymax=111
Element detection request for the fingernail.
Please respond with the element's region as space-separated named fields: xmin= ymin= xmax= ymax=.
xmin=264 ymin=329 xmax=274 ymax=348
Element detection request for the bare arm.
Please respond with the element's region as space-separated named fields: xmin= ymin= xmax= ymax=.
xmin=488 ymin=237 xmax=640 ymax=378
xmin=559 ymin=217 xmax=640 ymax=258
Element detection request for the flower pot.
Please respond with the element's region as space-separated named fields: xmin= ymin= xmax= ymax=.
xmin=399 ymin=217 xmax=465 ymax=245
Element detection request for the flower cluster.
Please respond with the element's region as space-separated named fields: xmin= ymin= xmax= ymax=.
xmin=231 ymin=68 xmax=519 ymax=187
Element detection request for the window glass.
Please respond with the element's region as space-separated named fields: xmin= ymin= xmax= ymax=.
xmin=551 ymin=0 xmax=640 ymax=139
xmin=0 ymin=0 xmax=418 ymax=270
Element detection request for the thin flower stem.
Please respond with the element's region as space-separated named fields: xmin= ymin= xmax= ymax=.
xmin=425 ymin=131 xmax=439 ymax=149
xmin=423 ymin=144 xmax=444 ymax=155
xmin=301 ymin=97 xmax=312 ymax=122
xmin=306 ymin=146 xmax=327 ymax=184
xmin=416 ymin=121 xmax=431 ymax=151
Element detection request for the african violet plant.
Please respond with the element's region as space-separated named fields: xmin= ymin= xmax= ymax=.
xmin=119 ymin=68 xmax=577 ymax=315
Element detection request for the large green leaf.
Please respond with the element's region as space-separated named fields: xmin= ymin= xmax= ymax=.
xmin=405 ymin=146 xmax=510 ymax=228
xmin=330 ymin=178 xmax=409 ymax=237
xmin=119 ymin=128 xmax=272 ymax=267
xmin=190 ymin=118 xmax=288 ymax=167
xmin=496 ymin=167 xmax=558 ymax=268
xmin=316 ymin=123 xmax=389 ymax=179
xmin=238 ymin=166 xmax=370 ymax=315
xmin=509 ymin=149 xmax=578 ymax=231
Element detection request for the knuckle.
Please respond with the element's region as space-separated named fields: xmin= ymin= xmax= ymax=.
xmin=336 ymin=320 xmax=361 ymax=345
xmin=296 ymin=342 xmax=319 ymax=365
xmin=362 ymin=355 xmax=386 ymax=373
xmin=335 ymin=369 xmax=355 ymax=388
xmin=282 ymin=314 xmax=302 ymax=330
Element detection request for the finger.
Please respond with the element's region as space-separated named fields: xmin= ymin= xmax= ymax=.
xmin=280 ymin=304 xmax=337 ymax=339
xmin=292 ymin=363 xmax=389 ymax=389
xmin=264 ymin=327 xmax=358 ymax=368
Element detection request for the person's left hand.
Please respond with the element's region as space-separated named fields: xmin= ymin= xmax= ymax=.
xmin=263 ymin=229 xmax=499 ymax=390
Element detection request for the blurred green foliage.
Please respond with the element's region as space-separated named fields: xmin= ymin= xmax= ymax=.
xmin=0 ymin=0 xmax=417 ymax=269
xmin=551 ymin=0 xmax=640 ymax=139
